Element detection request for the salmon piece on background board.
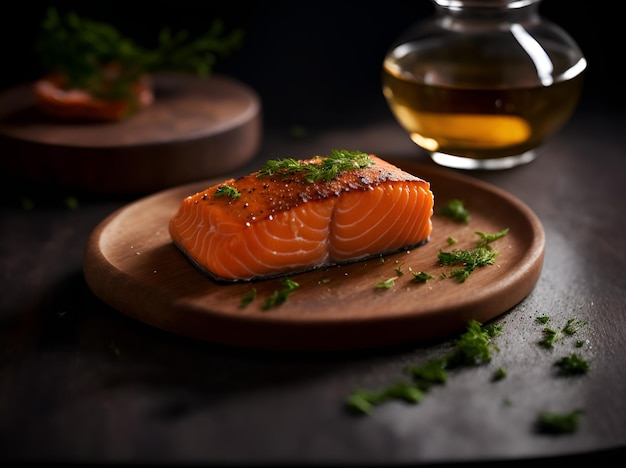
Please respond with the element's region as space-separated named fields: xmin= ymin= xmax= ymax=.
xmin=169 ymin=150 xmax=434 ymax=282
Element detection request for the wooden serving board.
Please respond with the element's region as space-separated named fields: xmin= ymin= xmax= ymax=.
xmin=83 ymin=161 xmax=545 ymax=351
xmin=0 ymin=73 xmax=261 ymax=194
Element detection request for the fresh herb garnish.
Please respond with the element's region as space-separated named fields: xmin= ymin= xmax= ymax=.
xmin=562 ymin=318 xmax=587 ymax=336
xmin=539 ymin=327 xmax=560 ymax=348
xmin=346 ymin=320 xmax=501 ymax=414
xmin=440 ymin=199 xmax=471 ymax=222
xmin=214 ymin=185 xmax=241 ymax=199
xmin=375 ymin=277 xmax=397 ymax=289
xmin=257 ymin=149 xmax=373 ymax=183
xmin=555 ymin=354 xmax=590 ymax=375
xmin=411 ymin=271 xmax=433 ymax=283
xmin=535 ymin=409 xmax=583 ymax=434
xmin=262 ymin=278 xmax=300 ymax=310
xmin=538 ymin=317 xmax=588 ymax=348
xmin=492 ymin=367 xmax=507 ymax=381
xmin=37 ymin=8 xmax=243 ymax=100
xmin=438 ymin=229 xmax=509 ymax=282
xmin=240 ymin=288 xmax=257 ymax=308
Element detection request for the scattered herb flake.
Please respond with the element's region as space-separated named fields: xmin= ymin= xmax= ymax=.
xmin=492 ymin=367 xmax=507 ymax=381
xmin=447 ymin=320 xmax=500 ymax=367
xmin=262 ymin=278 xmax=300 ymax=310
xmin=535 ymin=409 xmax=583 ymax=434
xmin=440 ymin=199 xmax=471 ymax=223
xmin=563 ymin=318 xmax=587 ymax=336
xmin=407 ymin=358 xmax=448 ymax=386
xmin=240 ymin=288 xmax=256 ymax=308
xmin=214 ymin=185 xmax=241 ymax=199
xmin=476 ymin=228 xmax=510 ymax=246
xmin=536 ymin=316 xmax=550 ymax=324
xmin=346 ymin=320 xmax=502 ymax=414
xmin=411 ymin=271 xmax=433 ymax=283
xmin=555 ymin=354 xmax=590 ymax=375
xmin=346 ymin=381 xmax=425 ymax=415
xmin=375 ymin=277 xmax=397 ymax=289
xmin=438 ymin=245 xmax=498 ymax=283
xmin=539 ymin=327 xmax=560 ymax=348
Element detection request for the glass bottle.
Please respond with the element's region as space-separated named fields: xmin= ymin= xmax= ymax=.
xmin=382 ymin=0 xmax=587 ymax=170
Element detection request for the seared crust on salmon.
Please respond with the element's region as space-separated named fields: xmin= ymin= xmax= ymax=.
xmin=169 ymin=152 xmax=434 ymax=282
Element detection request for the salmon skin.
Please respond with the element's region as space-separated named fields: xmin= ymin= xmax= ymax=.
xmin=169 ymin=150 xmax=434 ymax=282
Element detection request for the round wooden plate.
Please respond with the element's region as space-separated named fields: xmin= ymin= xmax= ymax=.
xmin=0 ymin=73 xmax=261 ymax=195
xmin=83 ymin=160 xmax=545 ymax=351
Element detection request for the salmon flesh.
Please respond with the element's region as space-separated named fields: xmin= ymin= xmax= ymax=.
xmin=169 ymin=152 xmax=434 ymax=282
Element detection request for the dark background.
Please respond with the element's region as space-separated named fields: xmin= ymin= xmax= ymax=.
xmin=0 ymin=1 xmax=620 ymax=129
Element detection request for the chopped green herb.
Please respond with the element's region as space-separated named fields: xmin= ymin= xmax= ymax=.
xmin=440 ymin=199 xmax=471 ymax=222
xmin=536 ymin=316 xmax=550 ymax=324
xmin=346 ymin=381 xmax=425 ymax=415
xmin=394 ymin=266 xmax=404 ymax=276
xmin=411 ymin=271 xmax=433 ymax=283
xmin=407 ymin=358 xmax=448 ymax=386
xmin=535 ymin=409 xmax=583 ymax=434
xmin=555 ymin=354 xmax=590 ymax=375
xmin=446 ymin=236 xmax=457 ymax=245
xmin=214 ymin=185 xmax=241 ymax=199
xmin=575 ymin=340 xmax=584 ymax=348
xmin=563 ymin=318 xmax=587 ymax=336
xmin=539 ymin=327 xmax=560 ymax=348
xmin=438 ymin=245 xmax=498 ymax=283
xmin=447 ymin=320 xmax=501 ymax=367
xmin=375 ymin=277 xmax=397 ymax=289
xmin=262 ymin=278 xmax=300 ymax=310
xmin=475 ymin=228 xmax=510 ymax=246
xmin=257 ymin=149 xmax=373 ymax=183
xmin=240 ymin=288 xmax=256 ymax=308
xmin=492 ymin=367 xmax=507 ymax=381
xmin=346 ymin=320 xmax=502 ymax=415
xmin=437 ymin=229 xmax=508 ymax=282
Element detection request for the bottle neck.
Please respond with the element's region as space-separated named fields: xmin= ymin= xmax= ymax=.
xmin=432 ymin=0 xmax=541 ymax=29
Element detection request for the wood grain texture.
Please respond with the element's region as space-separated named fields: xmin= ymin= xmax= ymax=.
xmin=0 ymin=73 xmax=262 ymax=194
xmin=83 ymin=161 xmax=545 ymax=351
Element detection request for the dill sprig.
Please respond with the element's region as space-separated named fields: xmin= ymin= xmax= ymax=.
xmin=214 ymin=185 xmax=241 ymax=199
xmin=257 ymin=149 xmax=374 ymax=183
xmin=438 ymin=228 xmax=509 ymax=282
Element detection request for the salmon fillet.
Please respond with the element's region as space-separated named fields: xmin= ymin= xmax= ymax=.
xmin=169 ymin=151 xmax=434 ymax=282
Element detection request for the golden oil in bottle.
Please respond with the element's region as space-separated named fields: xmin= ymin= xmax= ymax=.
xmin=382 ymin=0 xmax=586 ymax=169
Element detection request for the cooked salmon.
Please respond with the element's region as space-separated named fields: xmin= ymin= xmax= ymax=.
xmin=34 ymin=69 xmax=153 ymax=122
xmin=169 ymin=150 xmax=434 ymax=282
